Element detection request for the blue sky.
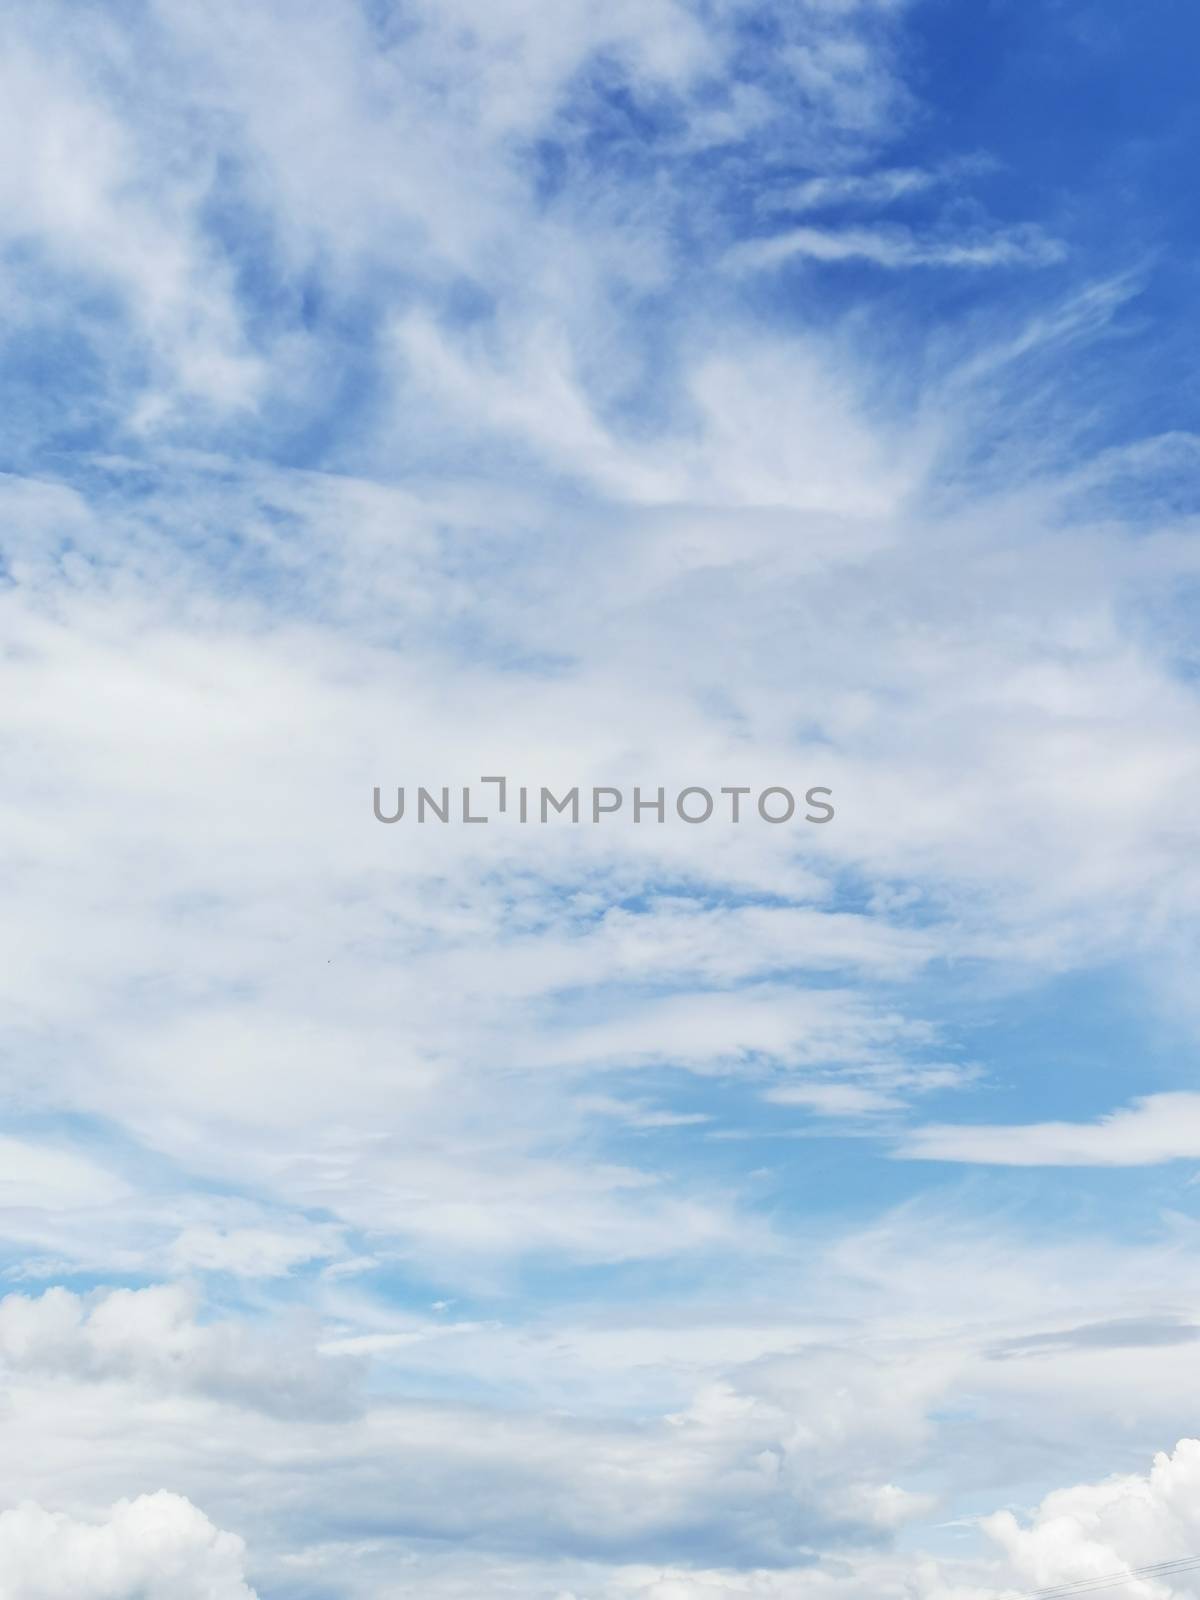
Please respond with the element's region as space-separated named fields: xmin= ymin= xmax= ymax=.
xmin=3 ymin=2 xmax=1200 ymax=1597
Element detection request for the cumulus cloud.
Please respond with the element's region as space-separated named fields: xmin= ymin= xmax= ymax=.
xmin=0 ymin=1493 xmax=256 ymax=1600
xmin=985 ymin=1437 xmax=1200 ymax=1597
xmin=0 ymin=1285 xmax=359 ymax=1420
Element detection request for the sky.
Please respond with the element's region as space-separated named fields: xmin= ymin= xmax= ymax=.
xmin=2 ymin=1 xmax=1200 ymax=1596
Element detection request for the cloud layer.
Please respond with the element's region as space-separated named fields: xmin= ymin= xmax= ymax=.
xmin=2 ymin=0 xmax=1200 ymax=1595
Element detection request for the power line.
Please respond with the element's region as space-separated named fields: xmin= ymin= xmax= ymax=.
xmin=1025 ymin=1553 xmax=1200 ymax=1599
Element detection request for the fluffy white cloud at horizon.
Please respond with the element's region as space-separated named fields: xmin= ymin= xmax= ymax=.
xmin=3 ymin=0 xmax=1200 ymax=1595
xmin=0 ymin=1494 xmax=255 ymax=1600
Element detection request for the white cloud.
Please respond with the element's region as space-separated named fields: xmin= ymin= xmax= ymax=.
xmin=0 ymin=1291 xmax=938 ymax=1571
xmin=984 ymin=1437 xmax=1200 ymax=1598
xmin=728 ymin=222 xmax=1066 ymax=272
xmin=150 ymin=1434 xmax=1200 ymax=1597
xmin=765 ymin=1083 xmax=904 ymax=1115
xmin=0 ymin=1493 xmax=256 ymax=1600
xmin=2 ymin=1209 xmax=1200 ymax=1590
xmin=761 ymin=167 xmax=941 ymax=212
xmin=0 ymin=1285 xmax=359 ymax=1420
xmin=0 ymin=21 xmax=260 ymax=417
xmin=0 ymin=0 xmax=1198 ymax=1594
xmin=167 ymin=1224 xmax=343 ymax=1279
xmin=0 ymin=1139 xmax=127 ymax=1213
xmin=780 ymin=20 xmax=912 ymax=143
xmin=900 ymin=1093 xmax=1200 ymax=1167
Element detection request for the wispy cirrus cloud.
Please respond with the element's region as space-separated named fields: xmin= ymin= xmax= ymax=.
xmin=757 ymin=156 xmax=999 ymax=215
xmin=900 ymin=1092 xmax=1200 ymax=1167
xmin=727 ymin=220 xmax=1066 ymax=272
